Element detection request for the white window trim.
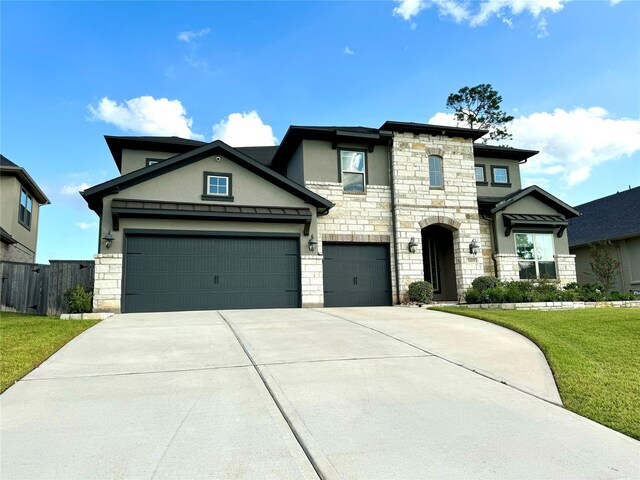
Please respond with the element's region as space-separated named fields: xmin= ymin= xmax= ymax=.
xmin=515 ymin=232 xmax=557 ymax=279
xmin=207 ymin=175 xmax=229 ymax=196
xmin=339 ymin=149 xmax=367 ymax=193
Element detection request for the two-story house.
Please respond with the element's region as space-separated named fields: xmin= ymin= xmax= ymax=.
xmin=82 ymin=121 xmax=579 ymax=313
xmin=1 ymin=155 xmax=50 ymax=263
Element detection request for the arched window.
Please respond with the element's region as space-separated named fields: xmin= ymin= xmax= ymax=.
xmin=428 ymin=155 xmax=443 ymax=187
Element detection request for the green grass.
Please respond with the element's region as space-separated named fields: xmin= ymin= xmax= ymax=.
xmin=433 ymin=306 xmax=640 ymax=439
xmin=1 ymin=312 xmax=99 ymax=393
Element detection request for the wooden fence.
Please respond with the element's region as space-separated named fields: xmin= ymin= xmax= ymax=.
xmin=0 ymin=260 xmax=94 ymax=316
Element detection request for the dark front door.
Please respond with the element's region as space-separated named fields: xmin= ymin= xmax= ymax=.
xmin=123 ymin=233 xmax=300 ymax=313
xmin=422 ymin=225 xmax=457 ymax=301
xmin=322 ymin=243 xmax=392 ymax=307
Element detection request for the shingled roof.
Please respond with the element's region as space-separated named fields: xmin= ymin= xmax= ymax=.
xmin=568 ymin=187 xmax=640 ymax=247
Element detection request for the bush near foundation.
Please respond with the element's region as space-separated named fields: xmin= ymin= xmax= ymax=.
xmin=464 ymin=278 xmax=635 ymax=304
xmin=407 ymin=281 xmax=434 ymax=304
xmin=63 ymin=285 xmax=93 ymax=313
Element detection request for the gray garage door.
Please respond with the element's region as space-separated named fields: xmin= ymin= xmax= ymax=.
xmin=123 ymin=233 xmax=300 ymax=313
xmin=323 ymin=243 xmax=392 ymax=307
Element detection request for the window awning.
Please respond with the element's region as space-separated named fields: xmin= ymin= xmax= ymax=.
xmin=111 ymin=199 xmax=313 ymax=235
xmin=503 ymin=213 xmax=568 ymax=237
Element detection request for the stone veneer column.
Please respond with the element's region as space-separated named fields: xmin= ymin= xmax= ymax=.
xmin=391 ymin=132 xmax=485 ymax=302
xmin=93 ymin=253 xmax=123 ymax=313
xmin=494 ymin=254 xmax=520 ymax=282
xmin=555 ymin=254 xmax=577 ymax=285
xmin=301 ymin=254 xmax=324 ymax=307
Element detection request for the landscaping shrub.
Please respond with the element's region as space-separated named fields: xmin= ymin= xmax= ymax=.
xmin=63 ymin=285 xmax=93 ymax=313
xmin=531 ymin=280 xmax=563 ymax=302
xmin=573 ymin=283 xmax=606 ymax=302
xmin=471 ymin=276 xmax=501 ymax=292
xmin=503 ymin=281 xmax=535 ymax=303
xmin=464 ymin=287 xmax=482 ymax=304
xmin=407 ymin=281 xmax=434 ymax=304
xmin=608 ymin=291 xmax=636 ymax=301
xmin=482 ymin=286 xmax=506 ymax=303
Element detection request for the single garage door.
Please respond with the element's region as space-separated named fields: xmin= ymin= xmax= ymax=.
xmin=323 ymin=243 xmax=392 ymax=307
xmin=123 ymin=233 xmax=300 ymax=313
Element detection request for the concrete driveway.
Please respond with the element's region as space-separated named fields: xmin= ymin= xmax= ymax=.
xmin=1 ymin=307 xmax=638 ymax=479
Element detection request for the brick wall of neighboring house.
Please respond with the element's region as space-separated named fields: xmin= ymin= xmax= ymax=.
xmin=93 ymin=253 xmax=123 ymax=313
xmin=391 ymin=133 xmax=485 ymax=301
xmin=305 ymin=182 xmax=398 ymax=302
xmin=0 ymin=241 xmax=35 ymax=263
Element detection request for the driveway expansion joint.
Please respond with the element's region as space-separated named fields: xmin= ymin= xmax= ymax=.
xmin=316 ymin=309 xmax=565 ymax=407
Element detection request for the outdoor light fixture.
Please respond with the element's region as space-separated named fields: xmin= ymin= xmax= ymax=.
xmin=103 ymin=231 xmax=114 ymax=249
xmin=408 ymin=237 xmax=418 ymax=253
xmin=469 ymin=238 xmax=480 ymax=255
xmin=308 ymin=234 xmax=318 ymax=252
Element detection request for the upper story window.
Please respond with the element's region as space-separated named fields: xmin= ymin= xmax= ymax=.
xmin=515 ymin=232 xmax=556 ymax=279
xmin=340 ymin=150 xmax=366 ymax=193
xmin=491 ymin=166 xmax=511 ymax=186
xmin=18 ymin=187 xmax=33 ymax=229
xmin=429 ymin=155 xmax=443 ymax=187
xmin=202 ymin=172 xmax=233 ymax=202
xmin=474 ymin=165 xmax=487 ymax=184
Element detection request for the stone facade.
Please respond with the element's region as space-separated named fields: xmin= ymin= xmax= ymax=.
xmin=93 ymin=253 xmax=123 ymax=313
xmin=478 ymin=217 xmax=495 ymax=277
xmin=455 ymin=300 xmax=640 ymax=311
xmin=300 ymin=255 xmax=324 ymax=307
xmin=494 ymin=254 xmax=520 ymax=282
xmin=391 ymin=133 xmax=485 ymax=301
xmin=0 ymin=241 xmax=35 ymax=263
xmin=555 ymin=254 xmax=577 ymax=285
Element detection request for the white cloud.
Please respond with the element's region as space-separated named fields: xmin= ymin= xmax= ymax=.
xmin=211 ymin=111 xmax=277 ymax=147
xmin=393 ymin=0 xmax=570 ymax=31
xmin=88 ymin=96 xmax=203 ymax=140
xmin=76 ymin=221 xmax=98 ymax=230
xmin=60 ymin=183 xmax=91 ymax=195
xmin=177 ymin=28 xmax=210 ymax=43
xmin=344 ymin=47 xmax=355 ymax=55
xmin=428 ymin=107 xmax=640 ymax=187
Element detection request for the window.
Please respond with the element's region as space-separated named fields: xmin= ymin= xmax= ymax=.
xmin=515 ymin=232 xmax=556 ymax=279
xmin=491 ymin=166 xmax=510 ymax=186
xmin=474 ymin=165 xmax=487 ymax=184
xmin=202 ymin=172 xmax=233 ymax=201
xmin=340 ymin=150 xmax=366 ymax=193
xmin=18 ymin=187 xmax=33 ymax=229
xmin=429 ymin=155 xmax=443 ymax=187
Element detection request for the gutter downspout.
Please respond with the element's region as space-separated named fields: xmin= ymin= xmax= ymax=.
xmin=387 ymin=136 xmax=402 ymax=305
xmin=483 ymin=213 xmax=498 ymax=277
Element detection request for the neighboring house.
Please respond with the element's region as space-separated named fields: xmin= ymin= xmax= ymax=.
xmin=0 ymin=155 xmax=50 ymax=263
xmin=82 ymin=122 xmax=580 ymax=313
xmin=568 ymin=187 xmax=640 ymax=294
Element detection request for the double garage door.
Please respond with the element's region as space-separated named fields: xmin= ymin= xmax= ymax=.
xmin=123 ymin=234 xmax=392 ymax=313
xmin=123 ymin=233 xmax=300 ymax=313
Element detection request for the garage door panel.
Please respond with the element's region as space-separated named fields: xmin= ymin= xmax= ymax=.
xmin=123 ymin=234 xmax=300 ymax=313
xmin=323 ymin=243 xmax=391 ymax=307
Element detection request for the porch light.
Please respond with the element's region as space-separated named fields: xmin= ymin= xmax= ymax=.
xmin=308 ymin=234 xmax=318 ymax=252
xmin=408 ymin=237 xmax=418 ymax=253
xmin=469 ymin=238 xmax=480 ymax=255
xmin=103 ymin=231 xmax=115 ymax=249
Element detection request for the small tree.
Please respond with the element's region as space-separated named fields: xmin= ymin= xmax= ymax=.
xmin=588 ymin=241 xmax=621 ymax=294
xmin=446 ymin=83 xmax=514 ymax=142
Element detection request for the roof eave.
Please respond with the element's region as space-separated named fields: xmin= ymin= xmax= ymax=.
xmin=1 ymin=167 xmax=50 ymax=204
xmin=380 ymin=121 xmax=489 ymax=141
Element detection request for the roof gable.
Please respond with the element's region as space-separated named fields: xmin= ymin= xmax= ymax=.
xmin=0 ymin=154 xmax=50 ymax=204
xmin=568 ymin=187 xmax=640 ymax=247
xmin=82 ymin=140 xmax=333 ymax=214
xmin=491 ymin=185 xmax=580 ymax=218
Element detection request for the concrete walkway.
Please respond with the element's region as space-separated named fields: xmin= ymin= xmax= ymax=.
xmin=1 ymin=308 xmax=638 ymax=479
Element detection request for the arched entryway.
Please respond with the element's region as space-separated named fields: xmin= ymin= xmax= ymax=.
xmin=421 ymin=224 xmax=458 ymax=301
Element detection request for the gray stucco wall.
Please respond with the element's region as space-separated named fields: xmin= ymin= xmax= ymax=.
xmin=475 ymin=158 xmax=522 ymax=197
xmin=494 ymin=196 xmax=570 ymax=256
xmin=572 ymin=236 xmax=640 ymax=293
xmin=0 ymin=175 xmax=40 ymax=260
xmin=120 ymin=150 xmax=177 ymax=175
xmin=286 ymin=143 xmax=304 ymax=185
xmin=99 ymin=154 xmax=318 ymax=255
xmin=302 ymin=140 xmax=390 ymax=186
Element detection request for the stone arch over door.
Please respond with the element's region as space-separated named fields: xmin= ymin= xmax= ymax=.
xmin=419 ymin=216 xmax=461 ymax=301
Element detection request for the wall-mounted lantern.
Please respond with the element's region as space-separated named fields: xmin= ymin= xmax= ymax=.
xmin=102 ymin=231 xmax=115 ymax=249
xmin=408 ymin=237 xmax=418 ymax=254
xmin=308 ymin=234 xmax=318 ymax=252
xmin=469 ymin=238 xmax=480 ymax=255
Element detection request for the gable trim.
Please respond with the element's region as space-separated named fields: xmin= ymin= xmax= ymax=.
xmin=491 ymin=185 xmax=580 ymax=218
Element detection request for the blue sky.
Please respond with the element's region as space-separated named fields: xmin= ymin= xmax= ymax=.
xmin=2 ymin=0 xmax=639 ymax=263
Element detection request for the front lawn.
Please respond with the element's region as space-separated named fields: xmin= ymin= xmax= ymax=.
xmin=0 ymin=312 xmax=99 ymax=393
xmin=433 ymin=307 xmax=640 ymax=439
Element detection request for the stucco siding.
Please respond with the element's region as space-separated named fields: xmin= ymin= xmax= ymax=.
xmin=475 ymin=157 xmax=522 ymax=197
xmin=120 ymin=150 xmax=177 ymax=175
xmin=0 ymin=176 xmax=40 ymax=257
